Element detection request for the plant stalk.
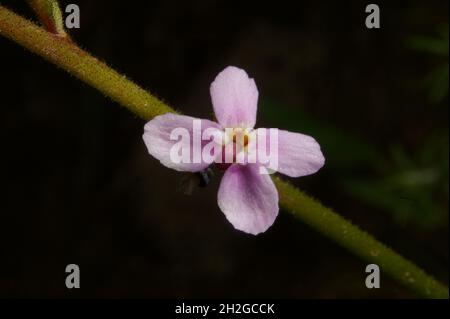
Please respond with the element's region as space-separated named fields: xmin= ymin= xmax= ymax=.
xmin=0 ymin=5 xmax=448 ymax=298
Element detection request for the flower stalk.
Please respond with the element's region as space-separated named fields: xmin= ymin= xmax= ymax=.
xmin=0 ymin=5 xmax=173 ymax=120
xmin=274 ymin=177 xmax=448 ymax=298
xmin=0 ymin=4 xmax=447 ymax=298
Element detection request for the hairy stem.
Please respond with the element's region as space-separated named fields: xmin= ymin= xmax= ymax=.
xmin=0 ymin=5 xmax=448 ymax=298
xmin=274 ymin=177 xmax=448 ymax=298
xmin=0 ymin=5 xmax=173 ymax=120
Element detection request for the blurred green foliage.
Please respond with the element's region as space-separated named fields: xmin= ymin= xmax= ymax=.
xmin=342 ymin=137 xmax=448 ymax=228
xmin=260 ymin=22 xmax=449 ymax=230
xmin=259 ymin=100 xmax=382 ymax=170
xmin=260 ymin=100 xmax=448 ymax=229
xmin=406 ymin=24 xmax=449 ymax=103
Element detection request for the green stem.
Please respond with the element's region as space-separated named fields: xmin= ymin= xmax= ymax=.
xmin=0 ymin=5 xmax=448 ymax=298
xmin=0 ymin=5 xmax=173 ymax=120
xmin=274 ymin=177 xmax=448 ymax=298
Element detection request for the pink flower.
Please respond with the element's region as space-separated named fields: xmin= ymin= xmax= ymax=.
xmin=143 ymin=66 xmax=325 ymax=235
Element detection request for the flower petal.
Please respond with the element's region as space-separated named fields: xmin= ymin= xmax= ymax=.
xmin=264 ymin=129 xmax=325 ymax=177
xmin=210 ymin=66 xmax=258 ymax=128
xmin=143 ymin=113 xmax=220 ymax=172
xmin=218 ymin=164 xmax=279 ymax=235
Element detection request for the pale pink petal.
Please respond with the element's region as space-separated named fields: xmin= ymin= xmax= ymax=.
xmin=210 ymin=66 xmax=258 ymax=128
xmin=217 ymin=164 xmax=279 ymax=235
xmin=257 ymin=129 xmax=325 ymax=177
xmin=143 ymin=113 xmax=220 ymax=172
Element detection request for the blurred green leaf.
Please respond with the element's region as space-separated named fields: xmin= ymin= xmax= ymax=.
xmin=342 ymin=137 xmax=448 ymax=228
xmin=259 ymin=99 xmax=382 ymax=170
xmin=407 ymin=36 xmax=448 ymax=56
xmin=260 ymin=99 xmax=448 ymax=228
xmin=427 ymin=63 xmax=449 ymax=103
xmin=341 ymin=176 xmax=444 ymax=227
xmin=406 ymin=25 xmax=449 ymax=103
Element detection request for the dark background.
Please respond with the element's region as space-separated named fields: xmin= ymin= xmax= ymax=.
xmin=0 ymin=0 xmax=448 ymax=298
